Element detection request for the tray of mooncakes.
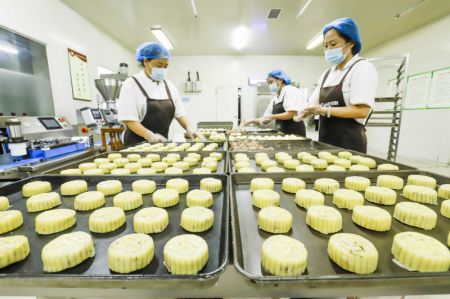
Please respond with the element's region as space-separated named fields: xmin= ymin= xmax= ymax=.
xmin=0 ymin=174 xmax=229 ymax=281
xmin=229 ymin=139 xmax=336 ymax=152
xmin=44 ymin=151 xmax=228 ymax=175
xmin=229 ymin=149 xmax=416 ymax=173
xmin=120 ymin=141 xmax=227 ymax=152
xmin=230 ymin=171 xmax=450 ymax=285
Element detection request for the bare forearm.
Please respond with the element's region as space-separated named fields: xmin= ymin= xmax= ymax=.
xmin=320 ymin=105 xmax=371 ymax=119
xmin=268 ymin=111 xmax=297 ymax=121
xmin=176 ymin=115 xmax=191 ymax=130
xmin=123 ymin=121 xmax=148 ymax=138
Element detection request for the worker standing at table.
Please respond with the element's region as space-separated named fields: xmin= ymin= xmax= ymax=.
xmin=296 ymin=17 xmax=378 ymax=152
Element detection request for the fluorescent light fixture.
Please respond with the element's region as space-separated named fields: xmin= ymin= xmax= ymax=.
xmin=0 ymin=42 xmax=18 ymax=55
xmin=232 ymin=26 xmax=250 ymax=50
xmin=151 ymin=26 xmax=174 ymax=50
xmin=190 ymin=0 xmax=198 ymax=18
xmin=296 ymin=0 xmax=312 ymax=19
xmin=306 ymin=31 xmax=323 ymax=50
xmin=394 ymin=0 xmax=425 ymax=18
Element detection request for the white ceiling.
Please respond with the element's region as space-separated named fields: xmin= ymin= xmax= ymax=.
xmin=61 ymin=0 xmax=450 ymax=55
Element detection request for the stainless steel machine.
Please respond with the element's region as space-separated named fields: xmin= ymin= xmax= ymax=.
xmin=0 ymin=115 xmax=95 ymax=181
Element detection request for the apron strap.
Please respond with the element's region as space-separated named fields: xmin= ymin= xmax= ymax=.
xmin=320 ymin=69 xmax=332 ymax=89
xmin=162 ymin=80 xmax=175 ymax=107
xmin=131 ymin=76 xmax=151 ymax=99
xmin=338 ymin=59 xmax=364 ymax=85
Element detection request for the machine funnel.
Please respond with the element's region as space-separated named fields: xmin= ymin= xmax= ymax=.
xmin=95 ymin=78 xmax=122 ymax=101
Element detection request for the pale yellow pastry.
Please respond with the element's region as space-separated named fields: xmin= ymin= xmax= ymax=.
xmin=302 ymin=155 xmax=317 ymax=165
xmin=201 ymin=160 xmax=218 ymax=172
xmin=96 ymin=180 xmax=122 ymax=196
xmin=402 ymin=185 xmax=438 ymax=204
xmin=261 ymin=160 xmax=278 ymax=171
xmin=376 ymin=175 xmax=404 ymax=190
xmin=352 ymin=205 xmax=392 ymax=232
xmin=0 ymin=210 xmax=23 ymax=234
xmin=209 ymin=152 xmax=223 ymax=161
xmin=151 ymin=161 xmax=169 ymax=172
xmin=328 ymin=233 xmax=378 ymax=274
xmin=250 ymin=178 xmax=274 ymax=192
xmin=146 ymin=153 xmax=161 ymax=162
xmin=349 ymin=165 xmax=370 ymax=171
xmin=166 ymin=178 xmax=189 ymax=194
xmin=94 ymin=158 xmax=110 ymax=166
xmin=326 ymin=165 xmax=346 ymax=172
xmin=173 ymin=161 xmax=190 ymax=171
xmin=296 ymin=164 xmax=315 ymax=172
xmin=283 ymin=159 xmax=300 ymax=170
xmin=164 ymin=167 xmax=183 ymax=174
xmin=134 ymin=207 xmax=169 ymax=234
xmin=41 ymin=231 xmax=95 ymax=272
xmin=127 ymin=153 xmax=141 ymax=162
xmin=78 ymin=162 xmax=97 ymax=172
xmin=180 ymin=207 xmax=214 ymax=232
xmin=124 ymin=162 xmax=142 ymax=173
xmin=111 ymin=168 xmax=131 ymax=175
xmin=333 ymin=189 xmax=364 ymax=210
xmin=377 ymin=163 xmax=400 ymax=171
xmin=275 ymin=152 xmax=291 ymax=163
xmin=441 ymin=200 xmax=450 ymax=218
xmin=314 ymin=178 xmax=340 ymax=194
xmin=281 ymin=178 xmax=306 ymax=193
xmin=266 ymin=166 xmax=285 ymax=173
xmin=113 ymin=191 xmax=143 ymax=211
xmin=261 ymin=235 xmax=307 ymax=276
xmin=108 ymin=153 xmax=122 ymax=161
xmin=60 ymin=180 xmax=88 ymax=196
xmin=74 ymin=191 xmax=105 ymax=211
xmin=391 ymin=231 xmax=450 ymax=272
xmin=22 ymin=181 xmax=52 ymax=197
xmin=84 ymin=168 xmax=105 ymax=175
xmin=193 ymin=167 xmax=212 ymax=174
xmin=89 ymin=207 xmax=126 ymax=233
xmin=137 ymin=157 xmax=153 ymax=167
xmin=187 ymin=153 xmax=201 ymax=161
xmin=365 ymin=186 xmax=397 ymax=205
xmin=318 ymin=151 xmax=332 ymax=159
xmin=338 ymin=151 xmax=352 ymax=160
xmin=297 ymin=152 xmax=310 ymax=160
xmin=295 ymin=189 xmax=324 ymax=209
xmin=438 ymin=184 xmax=450 ymax=200
xmin=108 ymin=233 xmax=154 ymax=273
xmin=113 ymin=158 xmax=129 ymax=167
xmin=407 ymin=175 xmax=437 ymax=189
xmin=60 ymin=168 xmax=82 ymax=175
xmin=238 ymin=167 xmax=256 ymax=173
xmin=235 ymin=160 xmax=251 ymax=171
xmin=98 ymin=162 xmax=117 ymax=174
xmin=252 ymin=189 xmax=280 ymax=209
xmin=202 ymin=157 xmax=218 ymax=164
xmin=163 ymin=234 xmax=208 ymax=274
xmin=393 ymin=202 xmax=437 ymax=230
xmin=152 ymin=188 xmax=179 ymax=208
xmin=0 ymin=196 xmax=10 ymax=211
xmin=200 ymin=177 xmax=222 ymax=193
xmin=26 ymin=192 xmax=61 ymax=212
xmin=35 ymin=209 xmax=76 ymax=234
xmin=0 ymin=235 xmax=30 ymax=269
xmin=131 ymin=179 xmax=156 ymax=195
xmin=344 ymin=176 xmax=371 ymax=192
xmin=186 ymin=189 xmax=214 ymax=208
xmin=256 ymin=155 xmax=270 ymax=165
xmin=334 ymin=158 xmax=351 ymax=169
xmin=167 ymin=153 xmax=181 ymax=161
xmin=258 ymin=206 xmax=292 ymax=233
xmin=324 ymin=154 xmax=338 ymax=164
xmin=306 ymin=205 xmax=342 ymax=234
xmin=358 ymin=157 xmax=377 ymax=169
xmin=183 ymin=157 xmax=198 ymax=167
xmin=234 ymin=154 xmax=249 ymax=162
xmin=136 ymin=168 xmax=156 ymax=175
xmin=311 ymin=158 xmax=328 ymax=170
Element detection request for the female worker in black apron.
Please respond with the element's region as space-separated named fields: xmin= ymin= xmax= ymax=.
xmin=242 ymin=70 xmax=306 ymax=136
xmin=297 ymin=18 xmax=378 ymax=153
xmin=117 ymin=42 xmax=202 ymax=146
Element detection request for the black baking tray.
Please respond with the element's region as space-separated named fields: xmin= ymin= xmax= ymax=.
xmin=229 ymin=139 xmax=336 ymax=152
xmin=229 ymin=150 xmax=416 ymax=173
xmin=231 ymin=171 xmax=450 ymax=284
xmin=123 ymin=141 xmax=226 ymax=151
xmin=44 ymin=151 xmax=228 ymax=175
xmin=0 ymin=174 xmax=229 ymax=281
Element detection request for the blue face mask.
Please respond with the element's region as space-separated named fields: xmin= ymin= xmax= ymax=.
xmin=150 ymin=67 xmax=167 ymax=81
xmin=269 ymin=82 xmax=279 ymax=93
xmin=324 ymin=43 xmax=350 ymax=65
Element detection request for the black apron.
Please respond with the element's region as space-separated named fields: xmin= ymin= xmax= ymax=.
xmin=272 ymin=92 xmax=306 ymax=136
xmin=318 ymin=59 xmax=368 ymax=153
xmin=123 ymin=77 xmax=175 ymax=146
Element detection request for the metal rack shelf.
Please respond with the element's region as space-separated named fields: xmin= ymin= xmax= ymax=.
xmin=367 ymin=54 xmax=409 ymax=161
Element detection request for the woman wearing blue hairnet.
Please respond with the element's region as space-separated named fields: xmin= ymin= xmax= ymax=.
xmin=297 ymin=17 xmax=378 ymax=152
xmin=241 ymin=70 xmax=306 ymax=136
xmin=117 ymin=42 xmax=202 ymax=145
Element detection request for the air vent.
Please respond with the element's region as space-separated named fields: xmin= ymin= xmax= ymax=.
xmin=267 ymin=8 xmax=282 ymax=20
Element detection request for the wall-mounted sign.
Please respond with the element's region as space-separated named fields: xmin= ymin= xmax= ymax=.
xmin=68 ymin=48 xmax=91 ymax=101
xmin=428 ymin=67 xmax=450 ymax=108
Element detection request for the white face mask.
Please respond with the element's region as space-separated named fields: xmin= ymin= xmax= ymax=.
xmin=324 ymin=42 xmax=350 ymax=65
xmin=150 ymin=67 xmax=167 ymax=81
xmin=269 ymin=82 xmax=279 ymax=93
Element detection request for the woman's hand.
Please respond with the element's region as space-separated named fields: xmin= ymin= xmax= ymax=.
xmin=186 ymin=127 xmax=205 ymax=141
xmin=144 ymin=130 xmax=167 ymax=143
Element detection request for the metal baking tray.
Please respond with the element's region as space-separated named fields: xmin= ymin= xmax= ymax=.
xmin=0 ymin=174 xmax=229 ymax=282
xmin=229 ymin=150 xmax=416 ymax=173
xmin=197 ymin=121 xmax=233 ymax=130
xmin=229 ymin=139 xmax=336 ymax=152
xmin=231 ymin=171 xmax=450 ymax=286
xmin=44 ymin=151 xmax=228 ymax=175
xmin=122 ymin=141 xmax=226 ymax=151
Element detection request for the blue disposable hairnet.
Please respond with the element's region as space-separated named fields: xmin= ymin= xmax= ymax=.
xmin=323 ymin=17 xmax=362 ymax=55
xmin=267 ymin=69 xmax=291 ymax=85
xmin=135 ymin=42 xmax=171 ymax=62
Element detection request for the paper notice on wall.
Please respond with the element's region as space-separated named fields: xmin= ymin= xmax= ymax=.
xmin=428 ymin=67 xmax=450 ymax=108
xmin=68 ymin=48 xmax=91 ymax=101
xmin=404 ymin=72 xmax=432 ymax=109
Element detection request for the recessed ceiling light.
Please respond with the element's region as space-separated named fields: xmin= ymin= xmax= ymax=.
xmin=190 ymin=0 xmax=198 ymax=18
xmin=151 ymin=26 xmax=174 ymax=50
xmin=296 ymin=0 xmax=312 ymax=19
xmin=232 ymin=26 xmax=251 ymax=50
